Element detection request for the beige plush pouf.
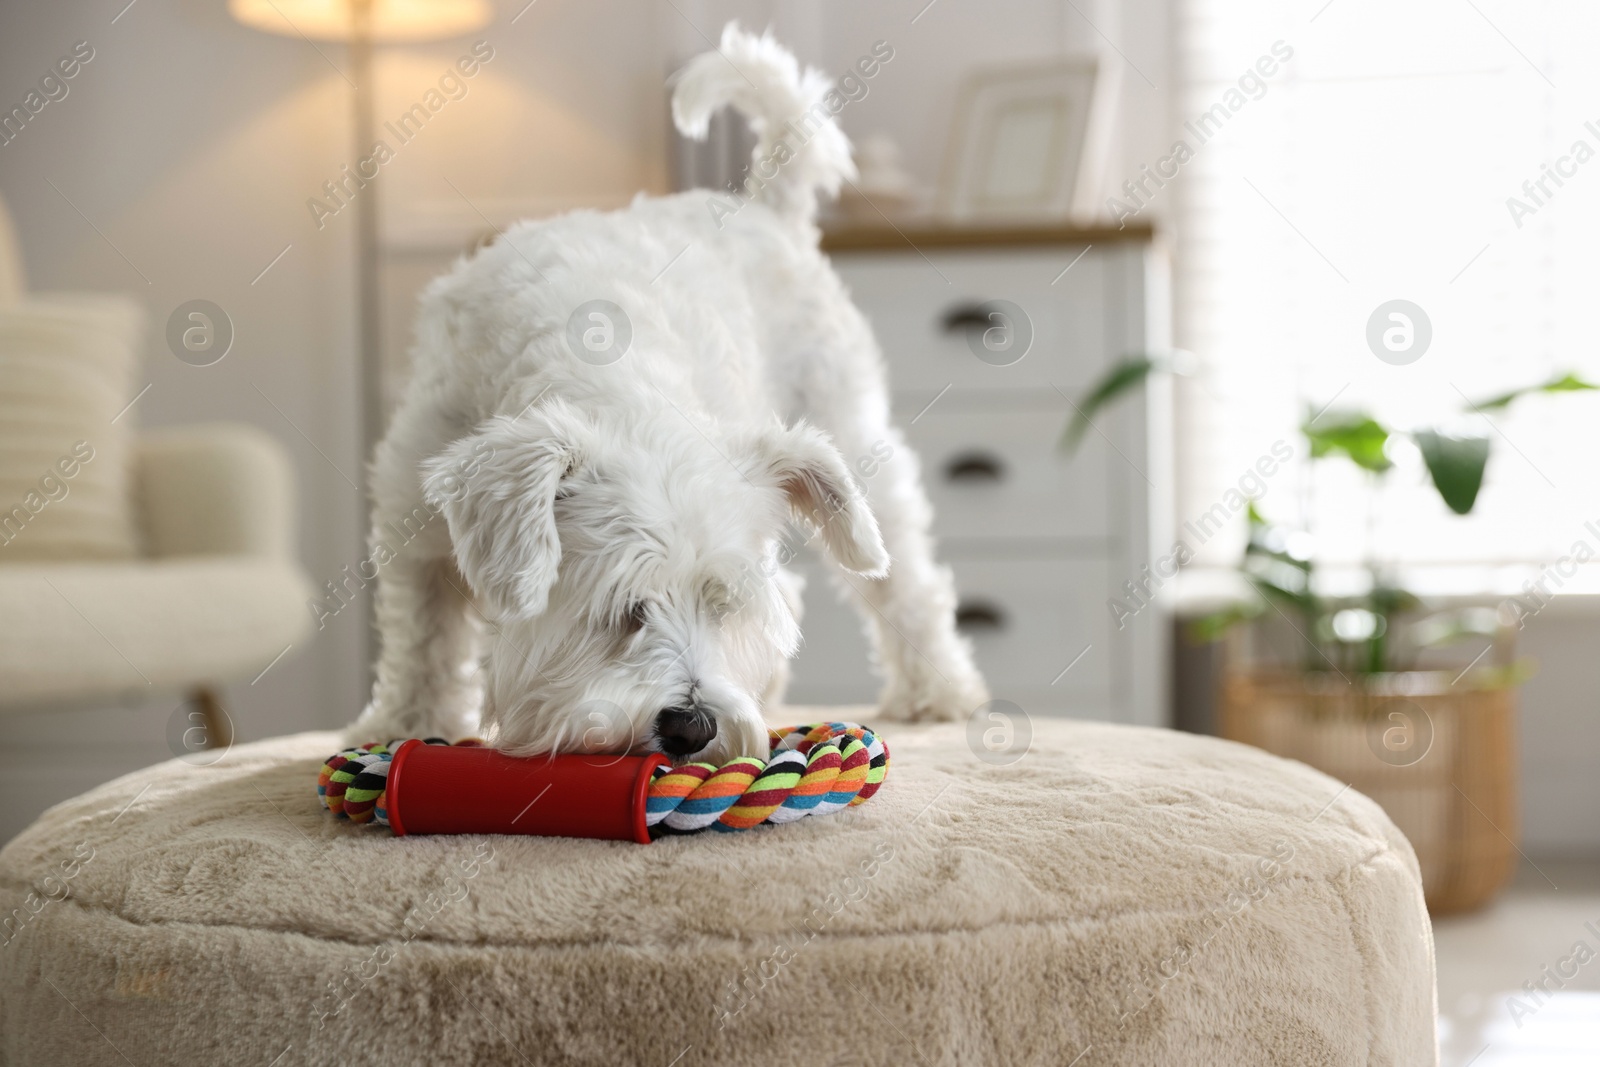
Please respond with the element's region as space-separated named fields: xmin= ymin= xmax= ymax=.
xmin=0 ymin=715 xmax=1437 ymax=1066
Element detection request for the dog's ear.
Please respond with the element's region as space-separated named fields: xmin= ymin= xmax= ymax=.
xmin=419 ymin=407 xmax=584 ymax=619
xmin=747 ymin=422 xmax=890 ymax=578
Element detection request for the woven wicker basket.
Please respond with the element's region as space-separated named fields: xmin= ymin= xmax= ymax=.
xmin=1219 ymin=670 xmax=1518 ymax=915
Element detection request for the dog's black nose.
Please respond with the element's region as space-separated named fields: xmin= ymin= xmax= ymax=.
xmin=654 ymin=708 xmax=717 ymax=758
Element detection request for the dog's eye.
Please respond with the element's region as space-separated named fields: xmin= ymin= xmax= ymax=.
xmin=622 ymin=600 xmax=649 ymax=634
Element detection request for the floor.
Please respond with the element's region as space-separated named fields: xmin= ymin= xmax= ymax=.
xmin=1435 ymin=860 xmax=1600 ymax=1066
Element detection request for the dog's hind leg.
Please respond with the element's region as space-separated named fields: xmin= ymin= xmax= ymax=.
xmin=802 ymin=403 xmax=990 ymax=723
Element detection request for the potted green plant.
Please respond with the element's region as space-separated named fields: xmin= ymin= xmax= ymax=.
xmin=1068 ymin=363 xmax=1595 ymax=913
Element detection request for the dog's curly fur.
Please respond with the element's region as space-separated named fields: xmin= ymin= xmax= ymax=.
xmin=352 ymin=25 xmax=988 ymax=761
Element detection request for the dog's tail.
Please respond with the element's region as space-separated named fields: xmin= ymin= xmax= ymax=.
xmin=671 ymin=23 xmax=855 ymax=228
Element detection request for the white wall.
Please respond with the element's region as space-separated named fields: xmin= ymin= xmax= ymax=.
xmin=1513 ymin=610 xmax=1600 ymax=855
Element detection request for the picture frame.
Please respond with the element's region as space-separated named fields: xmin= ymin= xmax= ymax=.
xmin=937 ymin=58 xmax=1111 ymax=222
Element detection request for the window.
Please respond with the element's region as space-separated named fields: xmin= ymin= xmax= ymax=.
xmin=1173 ymin=0 xmax=1600 ymax=593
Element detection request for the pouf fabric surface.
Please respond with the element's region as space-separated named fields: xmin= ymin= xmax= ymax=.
xmin=0 ymin=715 xmax=1437 ymax=1066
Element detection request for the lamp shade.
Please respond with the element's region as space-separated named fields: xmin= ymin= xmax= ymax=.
xmin=229 ymin=0 xmax=492 ymax=42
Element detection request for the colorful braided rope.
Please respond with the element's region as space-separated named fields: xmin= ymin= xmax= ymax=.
xmin=316 ymin=738 xmax=464 ymax=826
xmin=316 ymin=722 xmax=889 ymax=838
xmin=645 ymin=722 xmax=888 ymax=836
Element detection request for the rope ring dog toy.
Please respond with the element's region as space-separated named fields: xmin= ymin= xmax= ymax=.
xmin=317 ymin=722 xmax=888 ymax=842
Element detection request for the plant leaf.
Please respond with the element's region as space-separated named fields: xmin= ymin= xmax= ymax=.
xmin=1472 ymin=372 xmax=1600 ymax=412
xmin=1301 ymin=410 xmax=1393 ymax=472
xmin=1062 ymin=356 xmax=1161 ymax=453
xmin=1243 ymin=558 xmax=1317 ymax=614
xmin=1414 ymin=429 xmax=1490 ymax=514
xmin=1188 ymin=601 xmax=1263 ymax=642
xmin=1368 ymin=582 xmax=1421 ymax=618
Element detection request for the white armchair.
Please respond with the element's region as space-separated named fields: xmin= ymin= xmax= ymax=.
xmin=0 ymin=186 xmax=313 ymax=744
xmin=0 ymin=423 xmax=314 ymax=738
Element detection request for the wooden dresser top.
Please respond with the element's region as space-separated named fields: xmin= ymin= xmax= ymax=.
xmin=820 ymin=219 xmax=1155 ymax=253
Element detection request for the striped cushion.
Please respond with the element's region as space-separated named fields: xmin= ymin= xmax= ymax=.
xmin=0 ymin=293 xmax=142 ymax=560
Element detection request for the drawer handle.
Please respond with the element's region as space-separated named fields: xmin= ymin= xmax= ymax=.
xmin=940 ymin=302 xmax=998 ymax=333
xmin=943 ymin=451 xmax=1005 ymax=484
xmin=955 ymin=600 xmax=1007 ymax=633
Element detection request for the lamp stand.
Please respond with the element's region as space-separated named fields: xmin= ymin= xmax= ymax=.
xmin=349 ymin=0 xmax=382 ymax=698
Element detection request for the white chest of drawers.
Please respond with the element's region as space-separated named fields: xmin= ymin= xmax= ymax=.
xmin=785 ymin=224 xmax=1172 ymax=727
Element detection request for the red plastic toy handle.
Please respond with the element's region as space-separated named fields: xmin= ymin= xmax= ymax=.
xmin=386 ymin=740 xmax=670 ymax=843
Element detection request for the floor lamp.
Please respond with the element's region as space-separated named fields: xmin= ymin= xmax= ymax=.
xmin=230 ymin=0 xmax=491 ymax=477
xmin=230 ymin=0 xmax=491 ymax=695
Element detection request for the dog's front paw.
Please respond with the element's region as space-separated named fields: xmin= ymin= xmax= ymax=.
xmin=342 ymin=700 xmax=473 ymax=748
xmin=878 ymin=672 xmax=990 ymax=723
xmin=341 ymin=718 xmax=405 ymax=750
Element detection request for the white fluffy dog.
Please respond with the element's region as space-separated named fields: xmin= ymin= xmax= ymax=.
xmin=352 ymin=26 xmax=988 ymax=762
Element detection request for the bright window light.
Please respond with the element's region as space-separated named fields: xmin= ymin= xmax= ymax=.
xmin=1175 ymin=0 xmax=1600 ymax=582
